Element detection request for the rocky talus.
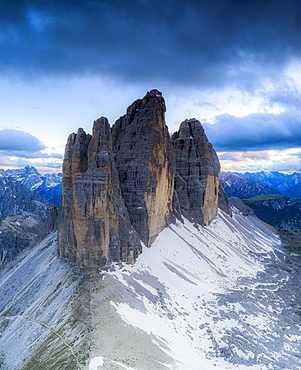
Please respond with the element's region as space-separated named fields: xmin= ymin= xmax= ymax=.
xmin=58 ymin=91 xmax=224 ymax=273
xmin=172 ymin=118 xmax=220 ymax=225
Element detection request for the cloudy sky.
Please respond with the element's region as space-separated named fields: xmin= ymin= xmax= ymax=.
xmin=1 ymin=0 xmax=301 ymax=173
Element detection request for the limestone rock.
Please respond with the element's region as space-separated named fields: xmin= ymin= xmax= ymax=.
xmin=58 ymin=118 xmax=141 ymax=273
xmin=112 ymin=89 xmax=175 ymax=245
xmin=218 ymin=181 xmax=232 ymax=216
xmin=58 ymin=91 xmax=225 ymax=273
xmin=230 ymin=197 xmax=254 ymax=216
xmin=172 ymin=118 xmax=220 ymax=225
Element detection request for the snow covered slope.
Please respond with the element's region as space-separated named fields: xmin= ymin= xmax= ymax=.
xmin=89 ymin=210 xmax=301 ymax=370
xmin=1 ymin=209 xmax=301 ymax=369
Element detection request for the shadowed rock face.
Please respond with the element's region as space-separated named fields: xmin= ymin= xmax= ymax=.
xmin=172 ymin=118 xmax=220 ymax=225
xmin=58 ymin=92 xmax=225 ymax=273
xmin=218 ymin=181 xmax=232 ymax=217
xmin=112 ymin=89 xmax=175 ymax=246
xmin=58 ymin=117 xmax=141 ymax=273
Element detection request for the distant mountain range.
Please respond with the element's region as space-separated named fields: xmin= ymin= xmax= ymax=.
xmin=220 ymin=173 xmax=281 ymax=198
xmin=0 ymin=176 xmax=54 ymax=264
xmin=0 ymin=166 xmax=60 ymax=264
xmin=0 ymin=166 xmax=62 ymax=206
xmin=221 ymin=171 xmax=301 ymax=231
xmin=225 ymin=171 xmax=301 ymax=198
xmin=243 ymin=194 xmax=301 ymax=230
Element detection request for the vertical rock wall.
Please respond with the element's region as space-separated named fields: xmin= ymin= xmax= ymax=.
xmin=58 ymin=118 xmax=141 ymax=273
xmin=112 ymin=89 xmax=175 ymax=246
xmin=172 ymin=119 xmax=220 ymax=225
xmin=218 ymin=181 xmax=232 ymax=216
xmin=58 ymin=92 xmax=227 ymax=273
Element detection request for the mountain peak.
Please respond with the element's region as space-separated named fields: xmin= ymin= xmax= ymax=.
xmin=58 ymin=91 xmax=222 ymax=273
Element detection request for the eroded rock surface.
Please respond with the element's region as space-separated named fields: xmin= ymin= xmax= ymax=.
xmin=58 ymin=93 xmax=226 ymax=273
xmin=112 ymin=89 xmax=175 ymax=245
xmin=218 ymin=181 xmax=232 ymax=216
xmin=172 ymin=118 xmax=220 ymax=225
xmin=58 ymin=117 xmax=141 ymax=273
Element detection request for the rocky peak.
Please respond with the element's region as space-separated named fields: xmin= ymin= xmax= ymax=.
xmin=174 ymin=118 xmax=204 ymax=139
xmin=87 ymin=117 xmax=113 ymax=170
xmin=58 ymin=118 xmax=141 ymax=273
xmin=112 ymin=89 xmax=174 ymax=246
xmin=58 ymin=92 xmax=225 ymax=274
xmin=140 ymin=89 xmax=166 ymax=112
xmin=172 ymin=118 xmax=220 ymax=225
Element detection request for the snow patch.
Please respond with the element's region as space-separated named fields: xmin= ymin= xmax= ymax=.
xmin=89 ymin=356 xmax=104 ymax=370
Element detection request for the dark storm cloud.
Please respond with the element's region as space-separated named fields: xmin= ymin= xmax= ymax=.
xmin=1 ymin=0 xmax=301 ymax=87
xmin=204 ymin=111 xmax=301 ymax=151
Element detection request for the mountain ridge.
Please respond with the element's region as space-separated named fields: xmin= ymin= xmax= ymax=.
xmin=0 ymin=176 xmax=53 ymax=264
xmin=243 ymin=194 xmax=301 ymax=230
xmin=1 ymin=90 xmax=301 ymax=369
xmin=3 ymin=207 xmax=299 ymax=369
xmin=58 ymin=90 xmax=222 ymax=273
xmin=224 ymin=170 xmax=301 ymax=198
xmin=221 ymin=172 xmax=280 ymax=199
xmin=0 ymin=166 xmax=62 ymax=206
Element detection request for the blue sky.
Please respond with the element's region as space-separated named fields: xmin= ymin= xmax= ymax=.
xmin=1 ymin=0 xmax=301 ymax=173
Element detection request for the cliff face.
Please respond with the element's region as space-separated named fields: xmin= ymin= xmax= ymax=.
xmin=218 ymin=181 xmax=232 ymax=217
xmin=172 ymin=119 xmax=220 ymax=225
xmin=58 ymin=92 xmax=225 ymax=273
xmin=58 ymin=118 xmax=141 ymax=273
xmin=112 ymin=89 xmax=175 ymax=245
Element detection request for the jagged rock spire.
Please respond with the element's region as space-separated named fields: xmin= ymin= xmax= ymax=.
xmin=112 ymin=89 xmax=175 ymax=246
xmin=58 ymin=92 xmax=224 ymax=274
xmin=58 ymin=117 xmax=141 ymax=273
xmin=172 ymin=118 xmax=220 ymax=225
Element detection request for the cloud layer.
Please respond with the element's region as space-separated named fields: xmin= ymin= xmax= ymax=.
xmin=1 ymin=0 xmax=301 ymax=89
xmin=0 ymin=129 xmax=45 ymax=152
xmin=2 ymin=1 xmax=301 ymax=172
xmin=219 ymin=148 xmax=301 ymax=173
xmin=204 ymin=111 xmax=301 ymax=152
xmin=0 ymin=129 xmax=62 ymax=170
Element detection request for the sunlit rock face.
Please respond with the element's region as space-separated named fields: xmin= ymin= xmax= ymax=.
xmin=58 ymin=118 xmax=141 ymax=273
xmin=172 ymin=118 xmax=220 ymax=225
xmin=112 ymin=89 xmax=175 ymax=246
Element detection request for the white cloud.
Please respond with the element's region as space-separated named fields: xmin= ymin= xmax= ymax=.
xmin=219 ymin=149 xmax=301 ymax=172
